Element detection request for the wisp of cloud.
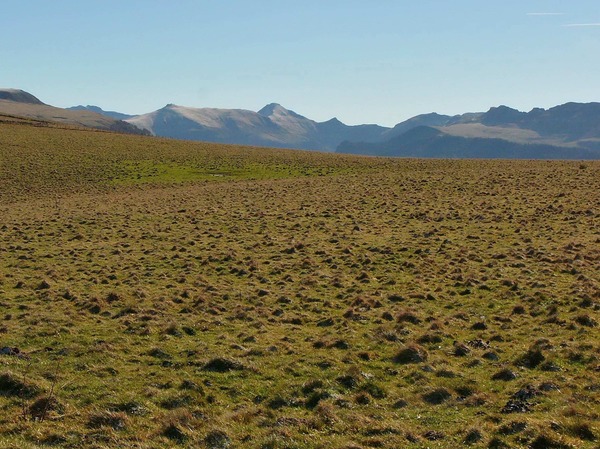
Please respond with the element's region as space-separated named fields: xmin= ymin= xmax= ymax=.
xmin=526 ymin=12 xmax=565 ymax=16
xmin=563 ymin=23 xmax=600 ymax=27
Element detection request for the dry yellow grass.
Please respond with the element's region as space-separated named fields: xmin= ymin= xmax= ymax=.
xmin=0 ymin=121 xmax=599 ymax=448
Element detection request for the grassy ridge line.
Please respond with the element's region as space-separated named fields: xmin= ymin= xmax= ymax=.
xmin=0 ymin=122 xmax=393 ymax=203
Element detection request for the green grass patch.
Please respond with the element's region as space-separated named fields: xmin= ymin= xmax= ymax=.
xmin=0 ymin=121 xmax=599 ymax=448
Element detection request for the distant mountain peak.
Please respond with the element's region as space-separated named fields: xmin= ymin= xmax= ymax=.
xmin=258 ymin=103 xmax=288 ymax=116
xmin=67 ymin=104 xmax=134 ymax=120
xmin=481 ymin=105 xmax=526 ymax=126
xmin=0 ymin=88 xmax=44 ymax=105
xmin=322 ymin=117 xmax=344 ymax=126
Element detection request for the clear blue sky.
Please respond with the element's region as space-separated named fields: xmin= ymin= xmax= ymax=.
xmin=2 ymin=0 xmax=599 ymax=126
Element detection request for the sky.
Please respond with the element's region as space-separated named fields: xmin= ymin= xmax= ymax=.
xmin=1 ymin=0 xmax=599 ymax=126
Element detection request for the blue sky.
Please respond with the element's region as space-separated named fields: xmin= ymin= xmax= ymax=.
xmin=2 ymin=0 xmax=599 ymax=126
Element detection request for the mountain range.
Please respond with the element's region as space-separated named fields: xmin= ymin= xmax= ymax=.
xmin=337 ymin=104 xmax=600 ymax=159
xmin=2 ymin=88 xmax=600 ymax=159
xmin=122 ymin=102 xmax=388 ymax=151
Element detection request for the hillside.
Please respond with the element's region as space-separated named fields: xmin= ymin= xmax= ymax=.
xmin=0 ymin=88 xmax=147 ymax=135
xmin=67 ymin=105 xmax=135 ymax=121
xmin=0 ymin=88 xmax=44 ymax=104
xmin=0 ymin=120 xmax=599 ymax=448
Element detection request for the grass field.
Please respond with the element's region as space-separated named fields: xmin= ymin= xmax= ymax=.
xmin=0 ymin=121 xmax=599 ymax=448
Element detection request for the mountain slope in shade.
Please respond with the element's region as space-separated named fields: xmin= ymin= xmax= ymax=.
xmin=381 ymin=112 xmax=452 ymax=140
xmin=126 ymin=103 xmax=390 ymax=151
xmin=337 ymin=126 xmax=600 ymax=160
xmin=67 ymin=105 xmax=134 ymax=121
xmin=0 ymin=88 xmax=148 ymax=135
xmin=0 ymin=88 xmax=44 ymax=105
xmin=338 ymin=103 xmax=600 ymax=159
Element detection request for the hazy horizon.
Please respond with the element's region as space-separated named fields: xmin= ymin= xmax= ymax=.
xmin=2 ymin=0 xmax=599 ymax=126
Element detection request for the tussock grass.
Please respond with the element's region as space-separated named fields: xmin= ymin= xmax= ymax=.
xmin=0 ymin=121 xmax=599 ymax=447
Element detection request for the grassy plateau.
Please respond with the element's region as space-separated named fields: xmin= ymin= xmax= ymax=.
xmin=0 ymin=119 xmax=599 ymax=448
